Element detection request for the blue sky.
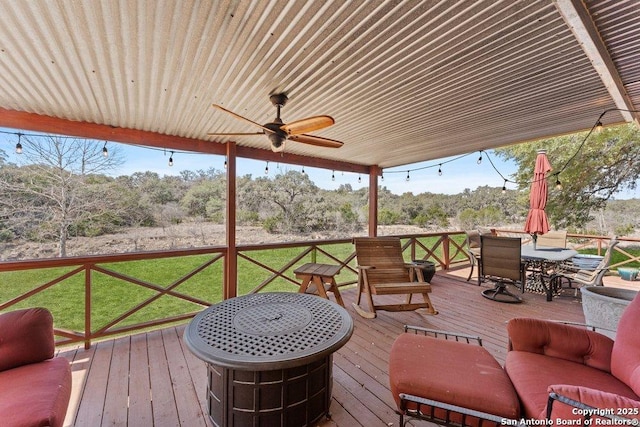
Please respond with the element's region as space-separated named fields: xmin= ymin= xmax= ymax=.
xmin=2 ymin=129 xmax=639 ymax=198
xmin=110 ymin=143 xmax=520 ymax=195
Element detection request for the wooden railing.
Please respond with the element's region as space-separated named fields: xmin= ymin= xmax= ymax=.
xmin=2 ymin=229 xmax=637 ymax=348
xmin=235 ymin=232 xmax=469 ymax=295
xmin=0 ymin=247 xmax=226 ymax=348
xmin=0 ymin=232 xmax=467 ymax=348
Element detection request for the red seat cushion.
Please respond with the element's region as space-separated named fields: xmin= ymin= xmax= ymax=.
xmin=389 ymin=333 xmax=520 ymax=422
xmin=505 ymin=350 xmax=638 ymax=419
xmin=0 ymin=358 xmax=72 ymax=427
xmin=0 ymin=307 xmax=55 ymax=371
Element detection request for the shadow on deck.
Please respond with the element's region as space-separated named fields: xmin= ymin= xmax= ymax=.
xmin=59 ymin=268 xmax=626 ymax=426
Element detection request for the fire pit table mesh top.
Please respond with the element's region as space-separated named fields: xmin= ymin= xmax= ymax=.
xmin=185 ymin=292 xmax=353 ymax=370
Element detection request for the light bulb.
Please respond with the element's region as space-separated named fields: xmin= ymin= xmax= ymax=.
xmin=168 ymin=151 xmax=174 ymax=167
xmin=595 ymin=120 xmax=603 ymax=133
xmin=15 ymin=134 xmax=22 ymax=154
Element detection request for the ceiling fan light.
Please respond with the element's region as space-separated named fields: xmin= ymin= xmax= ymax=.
xmin=271 ymin=142 xmax=285 ymax=152
xmin=269 ymin=133 xmax=286 ymax=152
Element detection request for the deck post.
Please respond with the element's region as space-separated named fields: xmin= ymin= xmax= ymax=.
xmin=410 ymin=238 xmax=416 ymax=261
xmin=84 ymin=265 xmax=91 ymax=349
xmin=443 ymin=234 xmax=451 ymax=270
xmin=225 ymin=142 xmax=238 ymax=299
xmin=368 ymin=165 xmax=380 ymax=237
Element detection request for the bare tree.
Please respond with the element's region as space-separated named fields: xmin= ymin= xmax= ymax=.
xmin=0 ymin=135 xmax=123 ymax=256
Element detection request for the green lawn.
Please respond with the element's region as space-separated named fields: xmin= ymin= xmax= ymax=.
xmin=0 ymin=234 xmax=476 ymax=338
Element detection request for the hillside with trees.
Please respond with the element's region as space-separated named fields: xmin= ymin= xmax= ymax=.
xmin=1 ymin=125 xmax=639 ymax=259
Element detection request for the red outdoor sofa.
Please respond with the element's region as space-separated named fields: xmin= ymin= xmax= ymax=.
xmin=0 ymin=307 xmax=71 ymax=427
xmin=390 ymin=292 xmax=640 ymax=426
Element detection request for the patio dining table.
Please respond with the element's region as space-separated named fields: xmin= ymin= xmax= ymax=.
xmin=521 ymin=245 xmax=578 ymax=301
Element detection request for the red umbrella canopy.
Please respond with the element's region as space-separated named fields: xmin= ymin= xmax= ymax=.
xmin=524 ymin=150 xmax=552 ymax=236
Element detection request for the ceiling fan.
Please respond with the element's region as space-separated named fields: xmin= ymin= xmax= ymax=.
xmin=208 ymin=93 xmax=344 ymax=152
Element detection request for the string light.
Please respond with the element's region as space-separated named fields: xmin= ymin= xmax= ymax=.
xmin=15 ymin=133 xmax=23 ymax=154
xmin=331 ymin=170 xmax=335 ymax=181
xmin=301 ymin=166 xmax=305 ymax=174
xmin=224 ymin=157 xmax=227 ymax=169
xmin=595 ymin=120 xmax=603 ymax=133
xmin=502 ymin=179 xmax=507 ymax=194
xmin=358 ymin=174 xmax=361 ymax=183
xmin=3 ymin=130 xmax=220 ymax=169
xmin=1 ymin=108 xmax=633 ymax=190
xmin=406 ymin=170 xmax=410 ymax=181
xmin=265 ymin=161 xmax=269 ymax=174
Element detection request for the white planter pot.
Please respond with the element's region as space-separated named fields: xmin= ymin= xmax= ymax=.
xmin=581 ymin=286 xmax=638 ymax=339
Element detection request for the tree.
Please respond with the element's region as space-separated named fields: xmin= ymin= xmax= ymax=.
xmin=413 ymin=205 xmax=449 ymax=229
xmin=129 ymin=171 xmax=184 ymax=205
xmin=246 ymin=171 xmax=332 ymax=233
xmin=494 ymin=123 xmax=640 ymax=229
xmin=0 ymin=136 xmax=124 ymax=256
xmin=457 ymin=206 xmax=505 ymax=229
xmin=181 ymin=177 xmax=226 ymax=221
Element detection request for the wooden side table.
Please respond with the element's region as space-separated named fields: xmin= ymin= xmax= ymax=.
xmin=293 ymin=263 xmax=345 ymax=307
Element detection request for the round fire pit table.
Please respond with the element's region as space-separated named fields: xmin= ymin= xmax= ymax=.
xmin=184 ymin=292 xmax=354 ymax=427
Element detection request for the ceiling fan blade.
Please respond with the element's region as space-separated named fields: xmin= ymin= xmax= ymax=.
xmin=212 ymin=104 xmax=273 ymax=134
xmin=280 ymin=115 xmax=334 ymax=135
xmin=289 ymin=133 xmax=344 ymax=148
xmin=207 ymin=132 xmax=264 ymax=136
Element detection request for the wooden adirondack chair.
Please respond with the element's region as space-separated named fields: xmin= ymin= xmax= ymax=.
xmin=352 ymin=237 xmax=438 ymax=318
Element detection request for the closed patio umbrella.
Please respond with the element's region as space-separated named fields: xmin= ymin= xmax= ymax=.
xmin=524 ymin=150 xmax=552 ymax=248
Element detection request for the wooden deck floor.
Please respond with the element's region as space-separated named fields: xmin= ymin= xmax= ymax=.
xmin=58 ymin=268 xmax=635 ymax=427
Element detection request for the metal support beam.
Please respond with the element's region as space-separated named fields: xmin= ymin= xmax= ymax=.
xmin=555 ymin=0 xmax=638 ymax=122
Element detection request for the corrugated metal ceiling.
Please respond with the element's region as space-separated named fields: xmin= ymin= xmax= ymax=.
xmin=0 ymin=0 xmax=637 ymax=170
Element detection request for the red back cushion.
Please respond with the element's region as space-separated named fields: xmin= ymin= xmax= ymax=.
xmin=612 ymin=293 xmax=640 ymax=395
xmin=0 ymin=307 xmax=55 ymax=371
